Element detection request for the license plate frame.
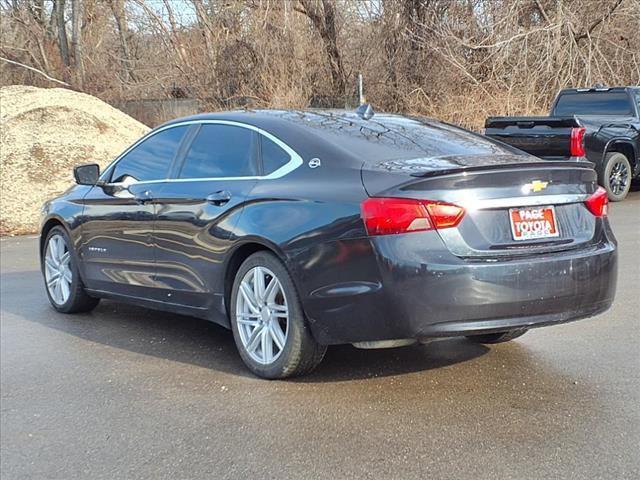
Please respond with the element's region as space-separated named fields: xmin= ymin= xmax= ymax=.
xmin=509 ymin=205 xmax=560 ymax=241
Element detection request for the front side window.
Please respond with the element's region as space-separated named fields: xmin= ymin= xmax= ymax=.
xmin=179 ymin=125 xmax=257 ymax=179
xmin=110 ymin=126 xmax=187 ymax=183
xmin=260 ymin=135 xmax=290 ymax=174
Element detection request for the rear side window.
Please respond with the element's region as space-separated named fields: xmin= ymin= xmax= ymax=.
xmin=110 ymin=126 xmax=187 ymax=183
xmin=553 ymin=92 xmax=633 ymax=116
xmin=179 ymin=125 xmax=257 ymax=179
xmin=260 ymin=135 xmax=290 ymax=174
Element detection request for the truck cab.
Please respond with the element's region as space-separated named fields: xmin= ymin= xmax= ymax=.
xmin=485 ymin=86 xmax=640 ymax=201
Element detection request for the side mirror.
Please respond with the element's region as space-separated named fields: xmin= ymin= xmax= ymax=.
xmin=74 ymin=163 xmax=100 ymax=185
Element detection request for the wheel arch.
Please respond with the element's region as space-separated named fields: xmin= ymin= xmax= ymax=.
xmin=604 ymin=140 xmax=637 ymax=172
xmin=223 ymin=238 xmax=289 ymax=318
xmin=39 ymin=216 xmax=69 ymax=258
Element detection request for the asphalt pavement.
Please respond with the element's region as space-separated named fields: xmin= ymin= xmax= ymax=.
xmin=1 ymin=192 xmax=639 ymax=480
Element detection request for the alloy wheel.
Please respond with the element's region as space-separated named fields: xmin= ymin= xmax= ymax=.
xmin=44 ymin=234 xmax=72 ymax=305
xmin=235 ymin=266 xmax=289 ymax=365
xmin=609 ymin=159 xmax=630 ymax=196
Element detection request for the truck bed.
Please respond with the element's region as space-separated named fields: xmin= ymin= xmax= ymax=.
xmin=485 ymin=116 xmax=581 ymax=159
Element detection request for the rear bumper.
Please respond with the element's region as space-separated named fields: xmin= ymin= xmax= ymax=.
xmin=416 ymin=302 xmax=611 ymax=337
xmin=301 ymin=229 xmax=617 ymax=345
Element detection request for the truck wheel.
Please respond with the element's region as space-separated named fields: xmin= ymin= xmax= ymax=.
xmin=466 ymin=329 xmax=528 ymax=344
xmin=600 ymin=152 xmax=632 ymax=202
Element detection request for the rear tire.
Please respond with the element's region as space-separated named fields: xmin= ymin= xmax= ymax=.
xmin=230 ymin=251 xmax=326 ymax=379
xmin=42 ymin=226 xmax=100 ymax=313
xmin=466 ymin=329 xmax=528 ymax=344
xmin=599 ymin=152 xmax=632 ymax=202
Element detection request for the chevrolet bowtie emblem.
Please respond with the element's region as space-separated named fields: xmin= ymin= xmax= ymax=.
xmin=524 ymin=180 xmax=549 ymax=193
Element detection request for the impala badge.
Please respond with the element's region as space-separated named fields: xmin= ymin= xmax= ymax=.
xmin=523 ymin=180 xmax=548 ymax=194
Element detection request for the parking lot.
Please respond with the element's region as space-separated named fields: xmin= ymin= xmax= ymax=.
xmin=1 ymin=191 xmax=638 ymax=480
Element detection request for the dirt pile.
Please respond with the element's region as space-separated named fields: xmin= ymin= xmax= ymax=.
xmin=0 ymin=85 xmax=149 ymax=235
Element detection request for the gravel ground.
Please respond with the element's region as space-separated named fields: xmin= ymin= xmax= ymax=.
xmin=0 ymin=86 xmax=148 ymax=235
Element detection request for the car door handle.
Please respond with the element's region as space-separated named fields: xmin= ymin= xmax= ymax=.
xmin=206 ymin=191 xmax=232 ymax=206
xmin=134 ymin=190 xmax=153 ymax=205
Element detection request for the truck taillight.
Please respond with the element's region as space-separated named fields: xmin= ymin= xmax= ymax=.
xmin=361 ymin=198 xmax=465 ymax=236
xmin=570 ymin=127 xmax=586 ymax=157
xmin=584 ymin=187 xmax=608 ymax=217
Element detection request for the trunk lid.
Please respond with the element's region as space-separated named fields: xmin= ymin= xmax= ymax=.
xmin=361 ymin=154 xmax=598 ymax=258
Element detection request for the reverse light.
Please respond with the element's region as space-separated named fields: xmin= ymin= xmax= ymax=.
xmin=584 ymin=187 xmax=608 ymax=217
xmin=570 ymin=127 xmax=586 ymax=157
xmin=361 ymin=198 xmax=465 ymax=236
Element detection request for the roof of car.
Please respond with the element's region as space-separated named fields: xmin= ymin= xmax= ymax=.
xmin=558 ymin=86 xmax=636 ymax=93
xmin=157 ymin=108 xmax=521 ymax=166
xmin=161 ymin=108 xmax=411 ymax=129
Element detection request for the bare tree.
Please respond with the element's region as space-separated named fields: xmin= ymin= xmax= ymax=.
xmin=295 ymin=0 xmax=346 ymax=97
xmin=108 ymin=0 xmax=136 ymax=82
xmin=70 ymin=0 xmax=84 ymax=88
xmin=54 ymin=0 xmax=70 ymax=67
xmin=1 ymin=0 xmax=638 ymax=128
xmin=191 ymin=0 xmax=215 ymax=64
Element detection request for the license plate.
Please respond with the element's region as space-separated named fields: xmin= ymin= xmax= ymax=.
xmin=509 ymin=206 xmax=559 ymax=241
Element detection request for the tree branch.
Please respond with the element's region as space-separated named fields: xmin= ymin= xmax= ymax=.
xmin=459 ymin=25 xmax=560 ymax=50
xmin=574 ymin=0 xmax=623 ymax=42
xmin=0 ymin=56 xmax=70 ymax=86
xmin=534 ymin=0 xmax=551 ymax=24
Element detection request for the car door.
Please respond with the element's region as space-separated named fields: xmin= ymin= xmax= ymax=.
xmin=80 ymin=125 xmax=189 ymax=299
xmin=151 ymin=122 xmax=260 ymax=314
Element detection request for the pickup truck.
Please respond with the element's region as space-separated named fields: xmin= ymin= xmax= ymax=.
xmin=485 ymin=86 xmax=640 ymax=201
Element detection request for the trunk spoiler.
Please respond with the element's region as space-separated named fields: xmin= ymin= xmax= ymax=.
xmin=409 ymin=160 xmax=594 ymax=178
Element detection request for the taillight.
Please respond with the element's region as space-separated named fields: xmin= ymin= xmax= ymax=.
xmin=425 ymin=203 xmax=467 ymax=228
xmin=361 ymin=198 xmax=465 ymax=236
xmin=584 ymin=187 xmax=608 ymax=217
xmin=570 ymin=127 xmax=585 ymax=157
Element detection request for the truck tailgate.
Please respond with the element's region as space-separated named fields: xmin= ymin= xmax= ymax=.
xmin=485 ymin=116 xmax=581 ymax=158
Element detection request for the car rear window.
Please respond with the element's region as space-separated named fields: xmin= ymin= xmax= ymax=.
xmin=273 ymin=111 xmax=513 ymax=164
xmin=553 ymin=92 xmax=633 ymax=116
xmin=260 ymin=135 xmax=290 ymax=174
xmin=179 ymin=125 xmax=257 ymax=179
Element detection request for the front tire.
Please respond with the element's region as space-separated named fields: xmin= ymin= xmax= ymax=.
xmin=230 ymin=251 xmax=326 ymax=379
xmin=42 ymin=226 xmax=99 ymax=313
xmin=466 ymin=329 xmax=528 ymax=344
xmin=599 ymin=152 xmax=632 ymax=202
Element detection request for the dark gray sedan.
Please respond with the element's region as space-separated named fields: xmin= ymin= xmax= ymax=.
xmin=39 ymin=108 xmax=617 ymax=378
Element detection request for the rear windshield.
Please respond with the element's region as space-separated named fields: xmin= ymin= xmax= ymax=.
xmin=553 ymin=91 xmax=633 ymax=116
xmin=273 ymin=111 xmax=516 ymax=163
